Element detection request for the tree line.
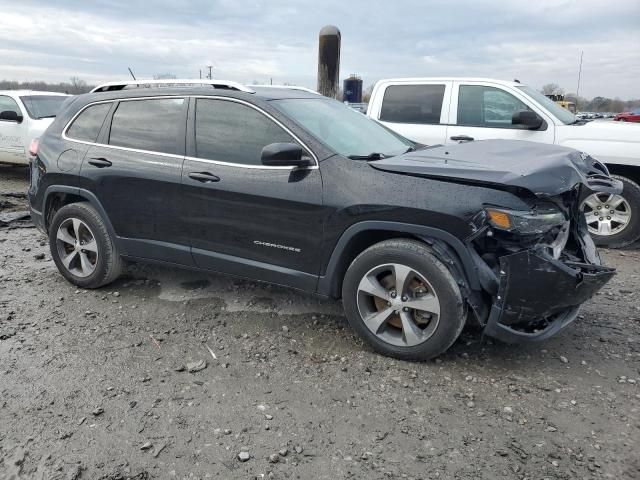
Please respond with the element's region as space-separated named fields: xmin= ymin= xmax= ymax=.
xmin=541 ymin=83 xmax=639 ymax=113
xmin=0 ymin=77 xmax=94 ymax=94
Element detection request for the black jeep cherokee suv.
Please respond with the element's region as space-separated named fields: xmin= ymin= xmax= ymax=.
xmin=28 ymin=81 xmax=621 ymax=361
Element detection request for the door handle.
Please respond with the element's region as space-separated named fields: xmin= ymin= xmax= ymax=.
xmin=188 ymin=171 xmax=220 ymax=183
xmin=88 ymin=157 xmax=112 ymax=168
xmin=450 ymin=135 xmax=474 ymax=142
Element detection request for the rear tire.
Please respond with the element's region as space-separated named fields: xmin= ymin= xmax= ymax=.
xmin=342 ymin=239 xmax=466 ymax=361
xmin=49 ymin=202 xmax=123 ymax=288
xmin=584 ymin=175 xmax=640 ymax=248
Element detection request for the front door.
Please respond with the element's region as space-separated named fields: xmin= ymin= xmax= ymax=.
xmin=78 ymin=97 xmax=192 ymax=265
xmin=446 ymin=82 xmax=555 ymax=145
xmin=0 ymin=95 xmax=26 ymax=164
xmin=182 ymin=97 xmax=324 ymax=290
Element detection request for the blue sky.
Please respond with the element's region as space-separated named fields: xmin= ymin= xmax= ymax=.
xmin=1 ymin=0 xmax=638 ymax=98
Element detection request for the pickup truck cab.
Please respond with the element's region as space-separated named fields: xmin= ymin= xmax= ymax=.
xmin=0 ymin=90 xmax=70 ymax=165
xmin=367 ymin=78 xmax=640 ymax=247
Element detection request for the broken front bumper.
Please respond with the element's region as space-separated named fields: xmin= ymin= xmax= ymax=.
xmin=482 ymin=244 xmax=615 ymax=343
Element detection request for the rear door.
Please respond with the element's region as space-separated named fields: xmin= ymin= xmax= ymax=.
xmin=182 ymin=96 xmax=323 ymax=290
xmin=78 ymin=97 xmax=192 ymax=265
xmin=446 ymin=82 xmax=555 ymax=144
xmin=369 ymin=81 xmax=451 ymax=145
xmin=0 ymin=95 xmax=27 ymax=164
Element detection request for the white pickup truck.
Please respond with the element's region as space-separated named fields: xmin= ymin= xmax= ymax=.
xmin=367 ymin=78 xmax=640 ymax=247
xmin=0 ymin=90 xmax=70 ymax=165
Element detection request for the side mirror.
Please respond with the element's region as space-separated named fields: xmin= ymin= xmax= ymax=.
xmin=512 ymin=110 xmax=543 ymax=130
xmin=261 ymin=143 xmax=312 ymax=168
xmin=0 ymin=110 xmax=23 ymax=123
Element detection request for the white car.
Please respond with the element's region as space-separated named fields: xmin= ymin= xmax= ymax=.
xmin=0 ymin=90 xmax=70 ymax=165
xmin=367 ymin=78 xmax=640 ymax=247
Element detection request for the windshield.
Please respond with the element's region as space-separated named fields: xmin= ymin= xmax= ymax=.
xmin=517 ymin=86 xmax=576 ymax=125
xmin=19 ymin=95 xmax=68 ymax=119
xmin=273 ymin=98 xmax=413 ymax=158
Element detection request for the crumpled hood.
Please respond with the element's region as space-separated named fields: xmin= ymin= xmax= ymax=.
xmin=370 ymin=139 xmax=622 ymax=197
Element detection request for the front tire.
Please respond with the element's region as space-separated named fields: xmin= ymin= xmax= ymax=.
xmin=342 ymin=239 xmax=466 ymax=361
xmin=582 ymin=175 xmax=640 ymax=248
xmin=49 ymin=202 xmax=123 ymax=288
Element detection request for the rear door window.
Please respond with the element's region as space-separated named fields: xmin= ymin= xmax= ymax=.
xmin=109 ymin=98 xmax=185 ymax=155
xmin=379 ymin=85 xmax=446 ymax=124
xmin=457 ymin=85 xmax=531 ymax=128
xmin=66 ymin=103 xmax=112 ymax=142
xmin=195 ymin=98 xmax=296 ymax=165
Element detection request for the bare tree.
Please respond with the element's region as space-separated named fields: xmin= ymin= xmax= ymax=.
xmin=153 ymin=73 xmax=177 ymax=80
xmin=541 ymin=83 xmax=564 ymax=96
xmin=69 ymin=76 xmax=88 ymax=94
xmin=362 ymin=84 xmax=374 ymax=103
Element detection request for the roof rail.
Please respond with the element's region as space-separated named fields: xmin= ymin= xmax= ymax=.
xmin=90 ymin=79 xmax=255 ymax=94
xmin=253 ymin=85 xmax=320 ymax=95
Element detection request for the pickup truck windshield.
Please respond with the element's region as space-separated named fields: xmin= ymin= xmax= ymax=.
xmin=517 ymin=86 xmax=576 ymax=125
xmin=274 ymin=98 xmax=413 ymax=158
xmin=19 ymin=95 xmax=68 ymax=120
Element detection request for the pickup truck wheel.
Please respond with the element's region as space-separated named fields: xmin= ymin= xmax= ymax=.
xmin=342 ymin=239 xmax=466 ymax=361
xmin=49 ymin=202 xmax=123 ymax=288
xmin=582 ymin=175 xmax=640 ymax=248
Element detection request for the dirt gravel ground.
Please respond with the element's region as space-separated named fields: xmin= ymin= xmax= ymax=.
xmin=1 ymin=164 xmax=639 ymax=480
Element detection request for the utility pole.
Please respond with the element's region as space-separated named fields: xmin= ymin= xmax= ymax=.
xmin=199 ymin=69 xmax=202 ymax=79
xmin=576 ymin=50 xmax=584 ymax=108
xmin=207 ymin=66 xmax=213 ymax=80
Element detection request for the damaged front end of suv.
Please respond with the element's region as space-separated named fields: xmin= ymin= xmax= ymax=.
xmin=469 ymin=188 xmax=617 ymax=342
xmin=373 ymin=140 xmax=621 ymax=343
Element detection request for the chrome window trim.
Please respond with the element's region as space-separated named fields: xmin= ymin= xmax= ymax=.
xmin=62 ymin=95 xmax=319 ymax=171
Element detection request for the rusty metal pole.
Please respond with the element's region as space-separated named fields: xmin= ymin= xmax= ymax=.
xmin=317 ymin=25 xmax=341 ymax=98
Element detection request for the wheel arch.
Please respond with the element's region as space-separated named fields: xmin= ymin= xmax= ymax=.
xmin=605 ymin=164 xmax=640 ymax=186
xmin=317 ymin=221 xmax=481 ymax=299
xmin=43 ymin=186 xmax=118 ymax=240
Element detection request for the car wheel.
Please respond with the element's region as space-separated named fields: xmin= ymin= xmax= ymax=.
xmin=342 ymin=239 xmax=466 ymax=361
xmin=49 ymin=202 xmax=123 ymax=288
xmin=582 ymin=175 xmax=640 ymax=248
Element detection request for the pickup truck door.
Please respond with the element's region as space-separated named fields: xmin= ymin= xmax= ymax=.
xmin=0 ymin=95 xmax=27 ymax=164
xmin=446 ymin=82 xmax=555 ymax=145
xmin=370 ymin=81 xmax=452 ymax=146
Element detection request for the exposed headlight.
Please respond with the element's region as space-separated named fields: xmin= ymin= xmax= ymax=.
xmin=486 ymin=208 xmax=566 ymax=235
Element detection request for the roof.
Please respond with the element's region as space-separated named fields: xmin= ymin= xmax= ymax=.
xmin=90 ymin=79 xmax=253 ymax=93
xmin=78 ymin=85 xmax=323 ymax=103
xmin=375 ymin=77 xmax=527 ymax=88
xmin=0 ymin=90 xmax=70 ymax=96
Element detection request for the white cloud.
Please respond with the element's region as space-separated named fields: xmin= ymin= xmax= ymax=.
xmin=0 ymin=0 xmax=638 ymax=98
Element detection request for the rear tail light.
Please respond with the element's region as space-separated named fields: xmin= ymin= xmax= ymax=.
xmin=29 ymin=138 xmax=39 ymax=157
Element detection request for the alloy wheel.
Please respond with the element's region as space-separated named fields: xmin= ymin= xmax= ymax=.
xmin=582 ymin=193 xmax=631 ymax=236
xmin=356 ymin=263 xmax=441 ymax=347
xmin=55 ymin=218 xmax=99 ymax=278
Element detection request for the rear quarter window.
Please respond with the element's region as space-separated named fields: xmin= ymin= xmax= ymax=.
xmin=66 ymin=103 xmax=112 ymax=142
xmin=379 ymin=84 xmax=446 ymax=124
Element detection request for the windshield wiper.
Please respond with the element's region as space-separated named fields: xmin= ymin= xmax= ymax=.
xmin=37 ymin=115 xmax=57 ymax=119
xmin=347 ymin=152 xmax=387 ymax=161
